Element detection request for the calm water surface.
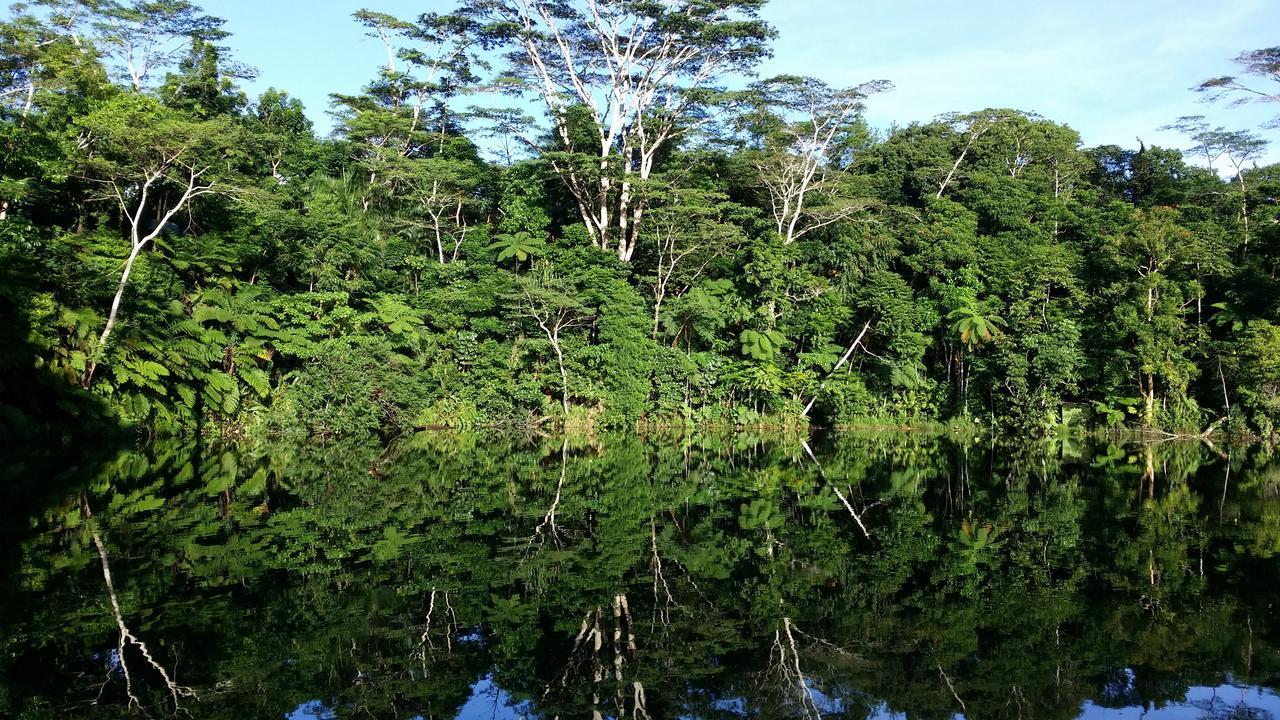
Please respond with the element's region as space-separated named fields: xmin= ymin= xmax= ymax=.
xmin=2 ymin=433 xmax=1278 ymax=718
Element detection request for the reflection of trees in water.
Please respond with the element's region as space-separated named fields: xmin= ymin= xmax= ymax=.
xmin=759 ymin=616 xmax=863 ymax=720
xmin=84 ymin=497 xmax=195 ymax=716
xmin=1193 ymin=687 xmax=1274 ymax=720
xmin=545 ymin=594 xmax=648 ymax=719
xmin=2 ymin=434 xmax=1280 ymax=718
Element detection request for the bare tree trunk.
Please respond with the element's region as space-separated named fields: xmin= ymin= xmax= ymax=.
xmin=1237 ymin=166 xmax=1250 ymax=254
xmin=1143 ymin=373 xmax=1156 ymax=427
xmin=550 ymin=330 xmax=569 ymax=416
xmin=937 ymin=114 xmax=1001 ymax=198
xmin=801 ymin=321 xmax=871 ymax=418
xmin=1219 ymin=357 xmax=1231 ymax=416
xmin=937 ymin=144 xmax=972 ymax=198
xmin=85 ymin=166 xmax=216 ymax=386
xmin=85 ymin=244 xmax=145 ymax=387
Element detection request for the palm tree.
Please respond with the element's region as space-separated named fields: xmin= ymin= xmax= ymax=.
xmin=948 ymin=307 xmax=1006 ymax=349
xmin=486 ymin=231 xmax=546 ymax=267
xmin=947 ymin=306 xmax=1006 ymax=415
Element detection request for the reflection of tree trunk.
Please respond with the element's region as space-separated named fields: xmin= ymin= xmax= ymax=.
xmin=1220 ymin=453 xmax=1231 ymax=521
xmin=549 ymin=596 xmax=640 ymax=716
xmin=632 ymin=680 xmax=650 ymax=719
xmin=527 ymin=439 xmax=568 ymax=549
xmin=803 ymin=442 xmax=875 ymax=539
xmin=83 ymin=497 xmax=194 ymax=713
xmin=415 ymin=588 xmax=458 ymax=666
xmin=765 ymin=617 xmax=822 ymax=719
xmin=1143 ymin=444 xmax=1156 ymax=502
xmin=650 ymin=519 xmax=675 ymax=624
xmin=938 ymin=663 xmax=969 ymax=716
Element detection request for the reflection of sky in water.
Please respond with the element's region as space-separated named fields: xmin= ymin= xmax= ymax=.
xmin=287 ymin=700 xmax=332 ymax=720
xmin=287 ymin=675 xmax=531 ymax=720
xmin=288 ymin=681 xmax=1278 ymax=719
xmin=453 ymin=676 xmax=532 ymax=720
xmin=1079 ymin=684 xmax=1279 ymax=719
xmin=870 ymin=685 xmax=1280 ymax=720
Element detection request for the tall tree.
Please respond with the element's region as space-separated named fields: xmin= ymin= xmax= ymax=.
xmin=508 ymin=264 xmax=594 ymax=416
xmin=642 ymin=182 xmax=746 ymax=339
xmin=332 ymin=10 xmax=487 ymax=264
xmin=91 ymin=0 xmax=230 ymax=91
xmin=461 ymin=0 xmax=774 ymax=261
xmin=1163 ymin=115 xmax=1268 ymax=251
xmin=739 ymin=75 xmax=889 ymax=246
xmin=73 ymin=93 xmax=241 ymax=384
xmin=1195 ymin=46 xmax=1280 ymax=127
xmin=0 ymin=2 xmax=109 ymax=120
xmin=934 ymin=108 xmax=1018 ymax=197
xmin=158 ymin=36 xmax=245 ymax=117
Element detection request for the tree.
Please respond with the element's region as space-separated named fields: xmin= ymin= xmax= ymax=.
xmin=948 ymin=307 xmax=1005 ymax=350
xmin=1099 ymin=207 xmax=1228 ymax=427
xmin=508 ymin=264 xmax=594 ymax=416
xmin=158 ymin=36 xmax=246 ymax=118
xmin=934 ymin=109 xmax=1018 ymax=197
xmin=487 ymin=230 xmax=545 ymax=265
xmin=335 ymin=9 xmax=479 ymax=163
xmin=643 ymin=183 xmax=745 ymax=339
xmin=739 ymin=75 xmax=889 ymax=245
xmin=1 ymin=3 xmax=91 ymax=119
xmin=333 ymin=11 xmax=487 ymax=264
xmin=247 ymin=88 xmax=313 ymax=184
xmin=461 ymin=0 xmax=774 ymax=261
xmin=74 ymin=93 xmax=241 ymax=384
xmin=91 ymin=0 xmax=231 ymax=91
xmin=1162 ymin=115 xmax=1268 ymax=251
xmin=1 ymin=7 xmax=111 ymax=222
xmin=1194 ymin=46 xmax=1280 ymax=127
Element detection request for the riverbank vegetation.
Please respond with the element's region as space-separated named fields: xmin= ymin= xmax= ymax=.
xmin=3 ymin=1 xmax=1280 ymax=444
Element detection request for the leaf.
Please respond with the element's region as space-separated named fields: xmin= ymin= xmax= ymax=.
xmin=238 ymin=366 xmax=271 ymax=398
xmin=193 ymin=305 xmax=234 ymax=324
xmin=239 ymin=468 xmax=268 ymax=497
xmin=740 ymin=328 xmax=786 ymax=360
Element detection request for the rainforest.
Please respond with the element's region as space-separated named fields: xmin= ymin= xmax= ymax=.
xmin=3 ymin=1 xmax=1280 ymax=718
xmin=2 ymin=1 xmax=1280 ymax=443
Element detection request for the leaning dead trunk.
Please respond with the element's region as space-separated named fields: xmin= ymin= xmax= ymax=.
xmin=801 ymin=321 xmax=871 ymax=418
xmin=551 ymin=331 xmax=569 ymax=416
xmin=84 ymin=244 xmax=145 ymax=387
xmin=84 ymin=165 xmax=217 ymax=387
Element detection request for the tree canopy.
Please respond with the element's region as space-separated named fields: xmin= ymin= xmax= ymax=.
xmin=2 ymin=2 xmax=1280 ymax=444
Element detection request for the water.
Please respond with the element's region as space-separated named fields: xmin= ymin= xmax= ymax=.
xmin=1 ymin=433 xmax=1277 ymax=718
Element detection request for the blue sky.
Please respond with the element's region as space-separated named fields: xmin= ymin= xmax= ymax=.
xmin=214 ymin=0 xmax=1280 ymax=163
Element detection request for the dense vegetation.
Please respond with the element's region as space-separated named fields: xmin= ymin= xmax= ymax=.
xmin=4 ymin=0 xmax=1280 ymax=442
xmin=2 ymin=434 xmax=1279 ymax=717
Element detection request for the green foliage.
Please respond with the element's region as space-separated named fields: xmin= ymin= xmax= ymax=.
xmin=739 ymin=328 xmax=787 ymax=360
xmin=947 ymin=307 xmax=1006 ymax=348
xmin=2 ymin=2 xmax=1278 ymax=440
xmin=486 ymin=231 xmax=545 ymax=263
